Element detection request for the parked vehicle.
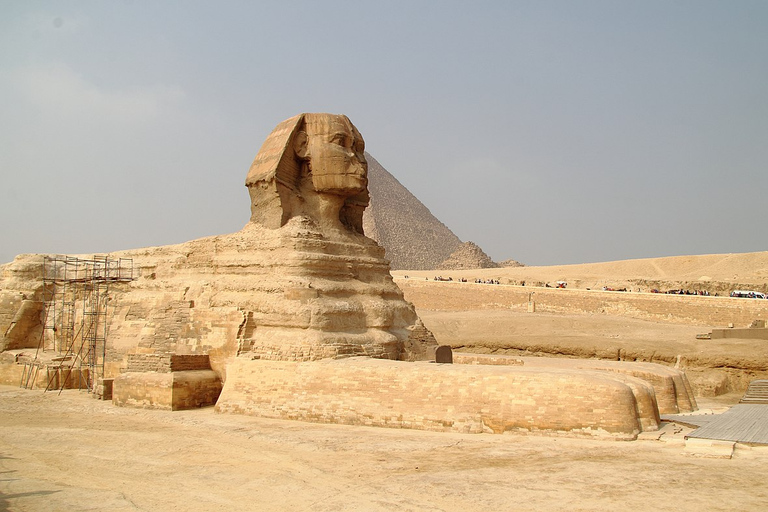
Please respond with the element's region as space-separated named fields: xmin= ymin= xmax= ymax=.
xmin=730 ymin=290 xmax=767 ymax=299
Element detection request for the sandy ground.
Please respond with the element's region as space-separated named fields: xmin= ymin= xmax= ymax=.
xmin=415 ymin=309 xmax=768 ymax=366
xmin=397 ymin=278 xmax=768 ymax=393
xmin=394 ymin=251 xmax=768 ymax=291
xmin=416 ymin=309 xmax=706 ymax=356
xmin=1 ymin=385 xmax=766 ymax=512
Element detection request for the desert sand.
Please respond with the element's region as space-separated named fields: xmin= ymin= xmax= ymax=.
xmin=396 ymin=251 xmax=768 ymax=293
xmin=2 ymin=385 xmax=767 ymax=512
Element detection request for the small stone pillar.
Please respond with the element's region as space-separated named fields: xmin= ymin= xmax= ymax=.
xmin=527 ymin=292 xmax=536 ymax=313
xmin=435 ymin=345 xmax=453 ymax=364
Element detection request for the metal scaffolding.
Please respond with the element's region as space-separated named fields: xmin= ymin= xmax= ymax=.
xmin=20 ymin=256 xmax=134 ymax=392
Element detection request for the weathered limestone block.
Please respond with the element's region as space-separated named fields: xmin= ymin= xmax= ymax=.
xmin=216 ymin=358 xmax=658 ymax=440
xmin=1 ymin=299 xmax=42 ymax=351
xmin=0 ymin=352 xmax=25 ymax=386
xmin=454 ymin=353 xmax=525 ymax=366
xmin=0 ymin=256 xmax=45 ymax=352
xmin=711 ymin=327 xmax=768 ymax=340
xmin=123 ymin=354 xmax=213 ymax=373
xmin=92 ymin=378 xmax=113 ymax=400
xmin=112 ymin=370 xmax=222 ymax=410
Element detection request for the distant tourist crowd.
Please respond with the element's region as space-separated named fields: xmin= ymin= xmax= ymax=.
xmin=424 ymin=276 xmax=501 ymax=284
xmin=401 ymin=275 xmax=765 ymax=299
xmin=650 ymin=289 xmax=712 ymax=296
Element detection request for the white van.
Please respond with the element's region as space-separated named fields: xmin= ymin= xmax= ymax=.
xmin=730 ymin=290 xmax=767 ymax=299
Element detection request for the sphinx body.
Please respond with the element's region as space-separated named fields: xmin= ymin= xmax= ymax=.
xmin=98 ymin=215 xmax=435 ymax=370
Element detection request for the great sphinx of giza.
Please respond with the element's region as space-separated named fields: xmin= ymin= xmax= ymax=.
xmin=233 ymin=112 xmax=438 ymax=362
xmin=0 ymin=113 xmax=437 ymax=403
xmin=0 ymin=113 xmax=697 ymax=438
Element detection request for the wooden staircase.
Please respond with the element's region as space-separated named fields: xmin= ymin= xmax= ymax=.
xmin=740 ymin=380 xmax=768 ymax=404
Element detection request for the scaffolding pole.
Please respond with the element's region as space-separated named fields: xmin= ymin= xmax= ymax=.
xmin=22 ymin=256 xmax=133 ymax=392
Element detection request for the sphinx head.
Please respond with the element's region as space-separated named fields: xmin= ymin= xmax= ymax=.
xmin=245 ymin=113 xmax=369 ymax=233
xmin=294 ymin=114 xmax=368 ymax=196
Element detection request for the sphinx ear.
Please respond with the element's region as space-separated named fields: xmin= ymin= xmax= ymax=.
xmin=293 ymin=131 xmax=309 ymax=160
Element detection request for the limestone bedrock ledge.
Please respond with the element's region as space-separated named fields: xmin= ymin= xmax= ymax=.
xmin=215 ymin=357 xmax=658 ymax=440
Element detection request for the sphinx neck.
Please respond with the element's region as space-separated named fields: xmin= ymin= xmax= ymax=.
xmin=315 ymin=193 xmax=347 ymax=232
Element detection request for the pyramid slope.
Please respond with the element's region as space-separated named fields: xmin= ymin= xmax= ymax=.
xmin=363 ymin=153 xmax=462 ymax=270
xmin=438 ymin=242 xmax=499 ymax=270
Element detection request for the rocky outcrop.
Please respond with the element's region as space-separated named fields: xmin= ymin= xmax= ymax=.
xmin=498 ymin=259 xmax=525 ymax=268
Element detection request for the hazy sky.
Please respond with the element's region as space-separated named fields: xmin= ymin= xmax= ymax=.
xmin=2 ymin=1 xmax=766 ymax=266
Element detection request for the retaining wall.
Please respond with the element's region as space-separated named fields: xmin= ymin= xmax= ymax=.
xmin=215 ymin=357 xmax=659 ymax=440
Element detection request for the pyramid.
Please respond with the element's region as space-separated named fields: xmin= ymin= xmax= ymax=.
xmin=437 ymin=241 xmax=499 ymax=270
xmin=363 ymin=153 xmax=463 ymax=270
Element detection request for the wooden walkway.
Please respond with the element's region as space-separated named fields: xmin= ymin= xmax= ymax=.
xmin=740 ymin=379 xmax=768 ymax=404
xmin=670 ymin=405 xmax=768 ymax=445
xmin=660 ymin=413 xmax=717 ymax=429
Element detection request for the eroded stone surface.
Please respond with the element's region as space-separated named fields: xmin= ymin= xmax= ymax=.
xmin=0 ymin=114 xmax=437 ymax=385
xmin=452 ymin=353 xmax=697 ymax=415
xmin=216 ymin=357 xmax=657 ymax=440
xmin=102 ymin=218 xmax=435 ymax=370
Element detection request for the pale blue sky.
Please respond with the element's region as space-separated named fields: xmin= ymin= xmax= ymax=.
xmin=1 ymin=1 xmax=766 ymax=266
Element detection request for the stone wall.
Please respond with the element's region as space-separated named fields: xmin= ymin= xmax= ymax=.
xmin=215 ymin=358 xmax=659 ymax=440
xmin=453 ymin=353 xmax=524 ymax=366
xmin=711 ymin=327 xmax=768 ymax=340
xmin=124 ymin=354 xmax=212 ymax=373
xmin=453 ymin=354 xmax=697 ymax=415
xmin=112 ymin=370 xmax=222 ymax=410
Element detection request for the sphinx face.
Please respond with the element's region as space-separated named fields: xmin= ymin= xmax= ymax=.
xmin=305 ymin=115 xmax=368 ymax=196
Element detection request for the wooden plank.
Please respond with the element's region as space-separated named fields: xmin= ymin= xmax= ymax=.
xmin=687 ymin=405 xmax=768 ymax=445
xmin=660 ymin=414 xmax=715 ymax=428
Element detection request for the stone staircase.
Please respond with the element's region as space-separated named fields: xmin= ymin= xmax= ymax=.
xmin=740 ymin=380 xmax=768 ymax=404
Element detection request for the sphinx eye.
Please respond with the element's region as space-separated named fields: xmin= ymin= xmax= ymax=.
xmin=330 ymin=134 xmax=347 ymax=147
